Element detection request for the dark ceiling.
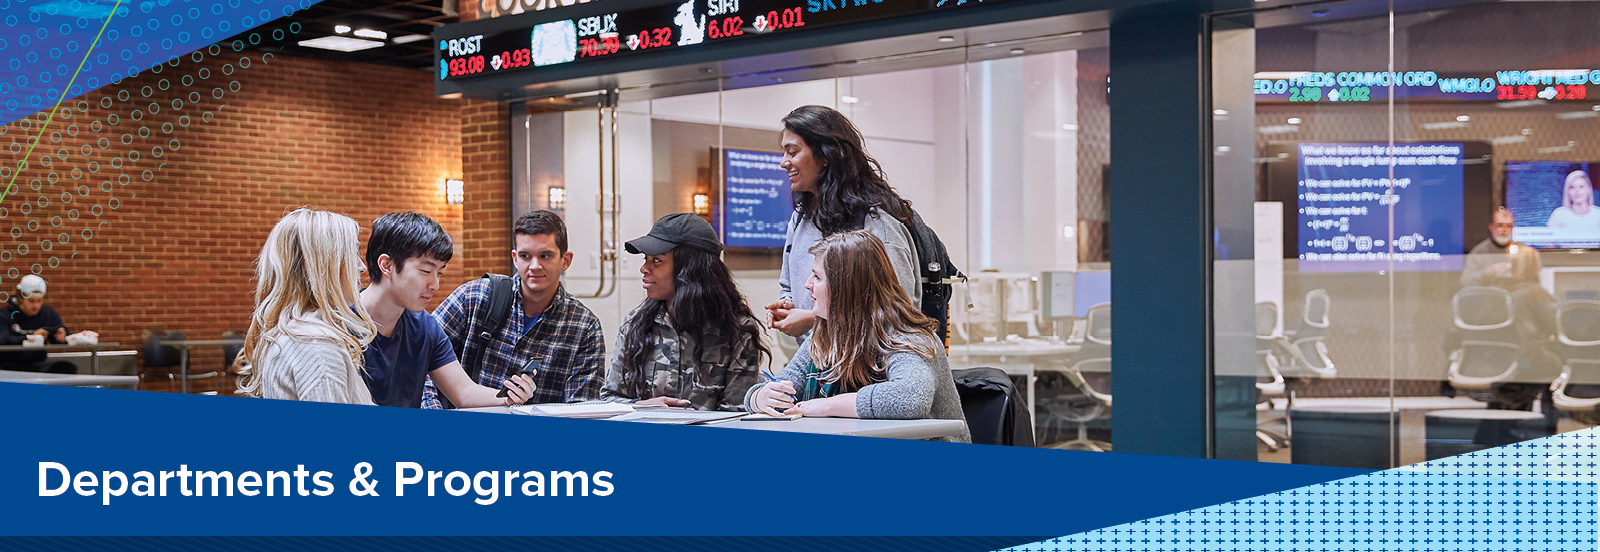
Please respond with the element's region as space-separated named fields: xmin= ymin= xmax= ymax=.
xmin=252 ymin=0 xmax=457 ymax=70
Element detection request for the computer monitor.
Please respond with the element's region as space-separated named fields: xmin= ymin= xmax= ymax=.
xmin=1073 ymin=271 xmax=1111 ymax=318
xmin=1266 ymin=141 xmax=1493 ymax=272
xmin=717 ymin=148 xmax=791 ymax=249
xmin=1505 ymin=161 xmax=1600 ymax=249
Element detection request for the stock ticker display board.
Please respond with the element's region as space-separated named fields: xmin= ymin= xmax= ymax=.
xmin=438 ymin=0 xmax=1004 ymax=82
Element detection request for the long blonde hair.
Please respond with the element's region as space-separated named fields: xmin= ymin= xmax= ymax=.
xmin=806 ymin=230 xmax=938 ymax=392
xmin=236 ymin=208 xmax=378 ymax=397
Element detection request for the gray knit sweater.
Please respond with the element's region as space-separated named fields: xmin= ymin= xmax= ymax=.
xmin=255 ymin=322 xmax=374 ymax=405
xmin=744 ymin=341 xmax=971 ymax=443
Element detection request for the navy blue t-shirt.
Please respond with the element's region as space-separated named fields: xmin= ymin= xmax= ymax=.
xmin=362 ymin=310 xmax=459 ymax=408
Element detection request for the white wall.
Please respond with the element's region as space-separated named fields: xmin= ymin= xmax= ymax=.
xmin=554 ymin=50 xmax=1086 ymax=353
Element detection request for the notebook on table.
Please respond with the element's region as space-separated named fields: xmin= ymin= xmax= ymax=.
xmin=607 ymin=410 xmax=750 ymax=425
xmin=510 ymin=403 xmax=635 ymax=419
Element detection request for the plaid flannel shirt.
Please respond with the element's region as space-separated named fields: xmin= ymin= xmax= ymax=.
xmin=424 ymin=279 xmax=606 ymax=408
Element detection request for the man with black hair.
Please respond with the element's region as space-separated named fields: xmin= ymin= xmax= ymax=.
xmin=359 ymin=212 xmax=536 ymax=408
xmin=428 ymin=210 xmax=606 ymax=407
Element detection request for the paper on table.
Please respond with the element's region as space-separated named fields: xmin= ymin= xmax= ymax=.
xmin=510 ymin=403 xmax=635 ymax=418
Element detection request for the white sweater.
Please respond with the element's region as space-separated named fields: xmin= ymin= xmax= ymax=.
xmin=255 ymin=323 xmax=373 ymax=405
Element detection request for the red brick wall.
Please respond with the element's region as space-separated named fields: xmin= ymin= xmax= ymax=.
xmin=0 ymin=51 xmax=509 ymax=379
xmin=460 ymin=100 xmax=512 ymax=278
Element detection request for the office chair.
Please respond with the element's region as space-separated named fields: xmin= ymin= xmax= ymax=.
xmin=1446 ymin=287 xmax=1534 ymax=405
xmin=223 ymin=330 xmax=250 ymax=394
xmin=1044 ymin=302 xmax=1111 ymax=452
xmin=1552 ymin=300 xmax=1600 ymax=425
xmin=952 ymin=367 xmax=1036 ymax=446
xmin=1255 ymin=302 xmax=1289 ymax=451
xmin=1282 ymin=289 xmax=1337 ymax=380
xmin=142 ymin=330 xmax=216 ymax=393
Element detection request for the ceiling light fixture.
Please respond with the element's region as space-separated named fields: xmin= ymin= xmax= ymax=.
xmin=334 ymin=24 xmax=351 ymax=34
xmin=298 ymin=36 xmax=385 ymax=52
xmin=392 ymin=34 xmax=429 ymax=44
xmin=353 ymin=29 xmax=387 ymax=40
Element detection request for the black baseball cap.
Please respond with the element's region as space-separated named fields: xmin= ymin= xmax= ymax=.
xmin=625 ymin=213 xmax=723 ymax=256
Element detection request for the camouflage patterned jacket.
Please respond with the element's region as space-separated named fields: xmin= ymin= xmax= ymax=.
xmin=600 ymin=305 xmax=764 ymax=411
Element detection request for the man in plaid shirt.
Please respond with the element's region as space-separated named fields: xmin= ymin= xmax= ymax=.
xmin=424 ymin=210 xmax=606 ymax=408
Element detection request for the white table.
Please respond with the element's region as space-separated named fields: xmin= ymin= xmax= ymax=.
xmin=0 ymin=342 xmax=123 ymax=374
xmin=458 ymin=406 xmax=968 ymax=440
xmin=0 ymin=369 xmax=138 ymax=387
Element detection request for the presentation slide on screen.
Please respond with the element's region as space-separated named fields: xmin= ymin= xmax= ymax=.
xmin=1507 ymin=161 xmax=1600 ymax=248
xmin=1296 ymin=143 xmax=1465 ymax=272
xmin=721 ymin=149 xmax=792 ymax=248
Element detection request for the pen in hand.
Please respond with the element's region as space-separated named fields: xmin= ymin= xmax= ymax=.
xmin=760 ymin=369 xmax=799 ymax=404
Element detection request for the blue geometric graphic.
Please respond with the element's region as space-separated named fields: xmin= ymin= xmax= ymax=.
xmin=0 ymin=0 xmax=319 ymax=127
xmin=1000 ymin=427 xmax=1600 ymax=551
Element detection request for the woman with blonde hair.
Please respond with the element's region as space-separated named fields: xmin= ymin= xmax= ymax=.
xmin=745 ymin=230 xmax=969 ymax=443
xmin=1546 ymin=170 xmax=1600 ymax=231
xmin=237 ymin=208 xmax=379 ymax=404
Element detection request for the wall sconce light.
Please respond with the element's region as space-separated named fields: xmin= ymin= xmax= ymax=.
xmin=548 ymin=186 xmax=566 ymax=210
xmin=443 ymin=178 xmax=464 ymax=205
xmin=692 ymin=193 xmax=711 ymax=216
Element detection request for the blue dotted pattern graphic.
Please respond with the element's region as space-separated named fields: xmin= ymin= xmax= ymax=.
xmin=999 ymin=427 xmax=1600 ymax=551
xmin=0 ymin=0 xmax=320 ymax=127
xmin=0 ymin=21 xmax=298 ymax=293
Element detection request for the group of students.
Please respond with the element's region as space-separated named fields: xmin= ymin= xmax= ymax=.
xmin=237 ymin=105 xmax=971 ymax=443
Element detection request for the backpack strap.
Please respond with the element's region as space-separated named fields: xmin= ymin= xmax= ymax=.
xmin=462 ymin=273 xmax=516 ymax=384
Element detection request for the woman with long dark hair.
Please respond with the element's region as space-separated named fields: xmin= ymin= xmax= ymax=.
xmin=600 ymin=213 xmax=770 ymax=411
xmin=765 ymin=105 xmax=922 ymax=342
xmin=746 ymin=230 xmax=969 ymax=443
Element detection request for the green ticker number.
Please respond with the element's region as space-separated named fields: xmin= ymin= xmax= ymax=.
xmin=1288 ymin=86 xmax=1372 ymax=102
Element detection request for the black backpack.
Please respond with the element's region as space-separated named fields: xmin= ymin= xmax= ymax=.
xmin=451 ymin=273 xmax=518 ymax=387
xmin=901 ymin=210 xmax=963 ymax=343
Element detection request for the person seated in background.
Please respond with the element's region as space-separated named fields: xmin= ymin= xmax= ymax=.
xmin=0 ymin=275 xmax=76 ymax=373
xmin=599 ymin=213 xmax=769 ymax=411
xmin=236 ymin=208 xmax=380 ymax=404
xmin=429 ymin=210 xmax=606 ymax=408
xmin=358 ymin=212 xmax=536 ymax=409
xmin=1462 ymin=207 xmax=1554 ymax=337
xmin=745 ymin=230 xmax=970 ymax=443
xmin=1458 ymin=206 xmax=1560 ymax=429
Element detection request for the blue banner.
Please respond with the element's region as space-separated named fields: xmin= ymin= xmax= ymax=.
xmin=0 ymin=382 xmax=1362 ymax=537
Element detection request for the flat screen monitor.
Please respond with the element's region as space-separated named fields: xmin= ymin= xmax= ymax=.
xmin=1073 ymin=271 xmax=1111 ymax=318
xmin=1505 ymin=161 xmax=1600 ymax=249
xmin=718 ymin=148 xmax=791 ymax=249
xmin=1266 ymin=142 xmax=1493 ymax=272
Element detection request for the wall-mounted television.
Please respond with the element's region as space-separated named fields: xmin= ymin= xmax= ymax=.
xmin=1266 ymin=141 xmax=1493 ymax=272
xmin=716 ymin=148 xmax=791 ymax=249
xmin=1505 ymin=161 xmax=1600 ymax=249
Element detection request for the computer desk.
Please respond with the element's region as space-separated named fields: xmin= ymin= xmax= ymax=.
xmin=459 ymin=406 xmax=968 ymax=440
xmin=950 ymin=340 xmax=1083 ymax=425
xmin=0 ymin=369 xmax=139 ymax=388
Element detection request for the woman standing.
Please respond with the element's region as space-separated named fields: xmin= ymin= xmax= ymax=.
xmin=601 ymin=213 xmax=770 ymax=411
xmin=765 ymin=105 xmax=922 ymax=343
xmin=747 ymin=230 xmax=969 ymax=443
xmin=236 ymin=208 xmax=379 ymax=404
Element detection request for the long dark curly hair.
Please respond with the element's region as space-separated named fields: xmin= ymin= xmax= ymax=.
xmin=615 ymin=245 xmax=770 ymax=398
xmin=783 ymin=105 xmax=914 ymax=235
